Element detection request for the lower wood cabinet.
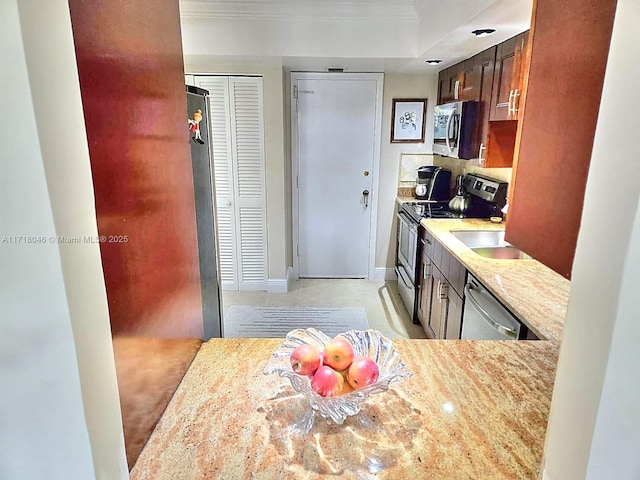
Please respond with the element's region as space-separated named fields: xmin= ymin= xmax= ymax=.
xmin=429 ymin=268 xmax=448 ymax=339
xmin=417 ymin=228 xmax=465 ymax=339
xmin=416 ymin=244 xmax=433 ymax=327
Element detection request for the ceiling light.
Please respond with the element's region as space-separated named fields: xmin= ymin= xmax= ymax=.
xmin=425 ymin=60 xmax=442 ymax=65
xmin=472 ymin=29 xmax=496 ymax=37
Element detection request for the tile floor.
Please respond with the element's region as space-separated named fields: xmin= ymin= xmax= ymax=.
xmin=222 ymin=279 xmax=428 ymax=340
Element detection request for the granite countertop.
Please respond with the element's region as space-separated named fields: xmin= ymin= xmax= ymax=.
xmin=131 ymin=338 xmax=558 ymax=479
xmin=420 ymin=218 xmax=570 ymax=343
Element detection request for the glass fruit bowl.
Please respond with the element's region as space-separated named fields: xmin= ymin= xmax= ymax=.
xmin=263 ymin=328 xmax=412 ymax=426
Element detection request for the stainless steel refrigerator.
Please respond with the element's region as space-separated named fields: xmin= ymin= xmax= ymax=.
xmin=186 ymin=85 xmax=223 ymax=339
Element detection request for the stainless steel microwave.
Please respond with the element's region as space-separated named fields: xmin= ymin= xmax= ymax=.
xmin=432 ymin=101 xmax=479 ymax=159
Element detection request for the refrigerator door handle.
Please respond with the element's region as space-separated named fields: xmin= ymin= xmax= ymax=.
xmin=464 ymin=283 xmax=517 ymax=338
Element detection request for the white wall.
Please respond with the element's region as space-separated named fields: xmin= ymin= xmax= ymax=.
xmin=0 ymin=1 xmax=127 ymax=478
xmin=377 ymin=73 xmax=438 ymax=270
xmin=184 ymin=57 xmax=289 ymax=282
xmin=180 ymin=11 xmax=417 ymax=59
xmin=542 ymin=0 xmax=640 ymax=478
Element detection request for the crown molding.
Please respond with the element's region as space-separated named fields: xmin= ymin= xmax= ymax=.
xmin=179 ymin=0 xmax=418 ymax=21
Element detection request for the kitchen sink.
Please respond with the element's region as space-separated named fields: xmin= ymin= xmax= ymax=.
xmin=471 ymin=246 xmax=532 ymax=260
xmin=451 ymin=230 xmax=532 ymax=260
xmin=451 ymin=230 xmax=508 ymax=248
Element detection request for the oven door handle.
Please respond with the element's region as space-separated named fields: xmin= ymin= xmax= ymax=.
xmin=397 ymin=211 xmax=418 ymax=232
xmin=397 ymin=265 xmax=415 ymax=292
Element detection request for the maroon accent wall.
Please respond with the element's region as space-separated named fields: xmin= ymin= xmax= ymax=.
xmin=69 ymin=0 xmax=203 ymax=338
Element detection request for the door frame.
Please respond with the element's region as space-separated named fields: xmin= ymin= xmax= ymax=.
xmin=290 ymin=72 xmax=384 ymax=279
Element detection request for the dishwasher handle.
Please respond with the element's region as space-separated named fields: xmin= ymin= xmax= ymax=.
xmin=464 ymin=283 xmax=518 ymax=338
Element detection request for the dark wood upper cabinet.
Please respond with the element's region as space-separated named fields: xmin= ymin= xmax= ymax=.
xmin=505 ymin=0 xmax=617 ymax=279
xmin=511 ymin=31 xmax=529 ymax=120
xmin=448 ymin=66 xmax=462 ymax=102
xmin=437 ymin=64 xmax=466 ymax=104
xmin=435 ymin=32 xmax=529 ymax=167
xmin=490 ymin=37 xmax=516 ymax=121
xmin=489 ymin=32 xmax=531 ymax=122
xmin=458 ymin=58 xmax=477 ymax=101
xmin=473 ymin=47 xmax=497 ymax=160
xmin=437 ymin=68 xmax=447 ymax=105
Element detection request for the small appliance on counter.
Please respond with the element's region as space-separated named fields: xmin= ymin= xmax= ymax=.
xmin=396 ymin=172 xmax=508 ymax=324
xmin=448 ymin=174 xmax=470 ymax=218
xmin=414 ymin=166 xmax=452 ymax=200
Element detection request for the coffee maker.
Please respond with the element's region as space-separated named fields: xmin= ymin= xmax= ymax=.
xmin=415 ymin=166 xmax=452 ymax=201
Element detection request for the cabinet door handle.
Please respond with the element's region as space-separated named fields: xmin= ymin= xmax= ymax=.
xmin=440 ymin=282 xmax=449 ymax=300
xmin=478 ymin=143 xmax=486 ymax=165
xmin=423 ymin=261 xmax=430 ymax=280
xmin=513 ymin=89 xmax=521 ymax=116
xmin=507 ymin=89 xmax=515 ymax=116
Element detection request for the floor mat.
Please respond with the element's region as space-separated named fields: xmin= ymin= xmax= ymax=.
xmin=224 ymin=306 xmax=369 ymax=338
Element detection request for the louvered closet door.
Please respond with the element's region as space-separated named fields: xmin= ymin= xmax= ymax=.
xmin=228 ymin=77 xmax=267 ymax=290
xmin=194 ymin=75 xmax=267 ymax=290
xmin=195 ymin=76 xmax=238 ymax=289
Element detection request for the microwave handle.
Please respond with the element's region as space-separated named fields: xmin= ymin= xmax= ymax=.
xmin=452 ymin=113 xmax=460 ymax=144
xmin=445 ymin=110 xmax=455 ymax=153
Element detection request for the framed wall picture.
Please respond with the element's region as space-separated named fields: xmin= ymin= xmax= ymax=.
xmin=391 ymin=98 xmax=428 ymax=143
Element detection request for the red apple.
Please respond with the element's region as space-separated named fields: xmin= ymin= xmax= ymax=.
xmin=290 ymin=344 xmax=322 ymax=376
xmin=347 ymin=357 xmax=379 ymax=389
xmin=322 ymin=336 xmax=355 ymax=371
xmin=340 ymin=381 xmax=355 ymax=395
xmin=311 ymin=366 xmax=345 ymax=397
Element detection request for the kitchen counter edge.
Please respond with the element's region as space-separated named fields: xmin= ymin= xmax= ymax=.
xmin=420 ymin=218 xmax=569 ymax=343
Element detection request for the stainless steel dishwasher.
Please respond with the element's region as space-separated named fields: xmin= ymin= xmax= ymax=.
xmin=461 ymin=275 xmax=522 ymax=340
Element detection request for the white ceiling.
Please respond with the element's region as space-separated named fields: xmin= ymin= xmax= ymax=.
xmin=179 ymin=0 xmax=533 ymax=72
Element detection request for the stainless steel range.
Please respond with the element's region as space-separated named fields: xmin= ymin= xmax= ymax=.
xmin=395 ymin=174 xmax=508 ymax=323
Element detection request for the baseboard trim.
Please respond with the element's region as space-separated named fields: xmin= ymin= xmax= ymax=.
xmin=374 ymin=267 xmax=397 ymax=281
xmin=286 ymin=267 xmax=295 ymax=291
xmin=267 ymin=267 xmax=295 ymax=293
xmin=266 ymin=279 xmax=287 ymax=293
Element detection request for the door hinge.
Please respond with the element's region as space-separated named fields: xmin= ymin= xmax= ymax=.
xmin=296 ymin=244 xmax=300 ymax=256
xmin=293 ymin=85 xmax=298 ymax=99
xmin=296 ymin=174 xmax=299 ymax=189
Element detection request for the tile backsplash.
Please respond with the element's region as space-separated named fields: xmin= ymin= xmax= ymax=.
xmin=398 ymin=154 xmax=435 ymax=187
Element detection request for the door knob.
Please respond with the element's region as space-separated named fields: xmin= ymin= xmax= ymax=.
xmin=363 ymin=189 xmax=370 ymax=208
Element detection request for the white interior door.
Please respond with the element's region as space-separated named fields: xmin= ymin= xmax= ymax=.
xmin=293 ymin=73 xmax=383 ymax=278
